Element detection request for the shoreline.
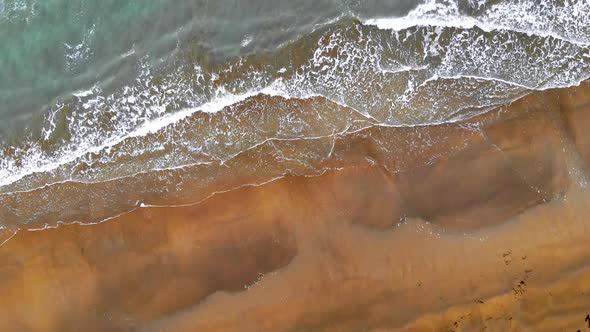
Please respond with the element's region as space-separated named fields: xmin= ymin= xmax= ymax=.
xmin=0 ymin=82 xmax=589 ymax=330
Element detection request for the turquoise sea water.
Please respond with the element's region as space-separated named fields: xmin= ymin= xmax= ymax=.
xmin=0 ymin=0 xmax=420 ymax=136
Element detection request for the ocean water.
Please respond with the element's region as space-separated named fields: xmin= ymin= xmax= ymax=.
xmin=0 ymin=0 xmax=589 ymax=230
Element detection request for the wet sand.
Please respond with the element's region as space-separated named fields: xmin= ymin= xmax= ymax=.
xmin=1 ymin=82 xmax=590 ymax=331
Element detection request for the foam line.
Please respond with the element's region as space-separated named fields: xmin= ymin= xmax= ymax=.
xmin=363 ymin=0 xmax=590 ymax=46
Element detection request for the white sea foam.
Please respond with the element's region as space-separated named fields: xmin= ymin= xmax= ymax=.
xmin=364 ymin=0 xmax=590 ymax=46
xmin=0 ymin=80 xmax=296 ymax=189
xmin=241 ymin=35 xmax=253 ymax=47
xmin=127 ymin=82 xmax=292 ymax=138
xmin=63 ymin=24 xmax=96 ymax=72
xmin=72 ymin=85 xmax=97 ymax=98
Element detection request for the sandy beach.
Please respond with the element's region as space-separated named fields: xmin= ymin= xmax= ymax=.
xmin=0 ymin=82 xmax=588 ymax=331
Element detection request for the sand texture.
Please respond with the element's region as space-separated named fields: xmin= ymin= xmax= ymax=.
xmin=1 ymin=83 xmax=590 ymax=331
